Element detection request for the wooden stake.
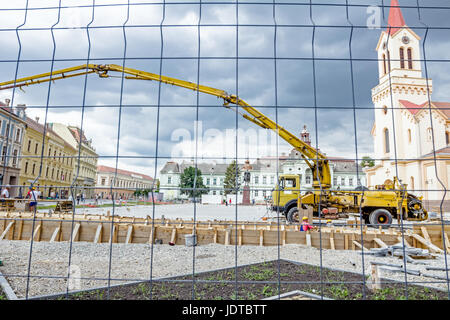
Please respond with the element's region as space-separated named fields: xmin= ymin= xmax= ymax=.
xmin=352 ymin=240 xmax=366 ymax=250
xmin=374 ymin=237 xmax=388 ymax=248
xmin=369 ymin=263 xmax=381 ymax=291
xmin=109 ymin=225 xmax=116 ymax=244
xmin=170 ymin=227 xmax=176 ymax=244
xmin=72 ymin=223 xmax=81 ymax=242
xmin=32 ymin=224 xmax=41 ymax=241
xmin=344 ymin=234 xmax=349 ymax=250
xmin=421 ymin=227 xmax=432 ymax=243
xmin=0 ymin=221 xmax=15 ymax=240
xmin=444 ymin=233 xmax=450 ymax=251
xmin=351 ymin=233 xmax=356 ymax=250
xmin=259 ymin=229 xmax=264 ymax=246
xmin=306 ymin=231 xmax=311 ymax=247
xmin=213 ymin=229 xmax=218 ymax=244
xmin=411 ymin=234 xmax=444 ymax=254
xmin=330 ymin=231 xmax=335 ymax=250
xmin=50 ymin=226 xmax=61 ymax=242
xmin=17 ymin=219 xmax=23 ymax=240
xmin=94 ymin=224 xmax=103 ymax=243
xmin=225 ymin=230 xmax=230 ymax=245
xmin=148 ymin=226 xmax=155 ymax=244
xmin=125 ymin=225 xmax=133 ymax=244
xmin=397 ymin=236 xmax=411 ymax=247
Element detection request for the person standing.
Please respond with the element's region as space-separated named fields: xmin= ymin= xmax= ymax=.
xmin=27 ymin=187 xmax=41 ymax=210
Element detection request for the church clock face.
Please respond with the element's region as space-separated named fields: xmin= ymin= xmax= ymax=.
xmin=402 ymin=36 xmax=410 ymax=45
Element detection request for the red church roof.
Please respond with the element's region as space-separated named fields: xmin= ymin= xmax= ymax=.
xmin=387 ymin=0 xmax=406 ymax=35
xmin=399 ymin=100 xmax=450 ymax=118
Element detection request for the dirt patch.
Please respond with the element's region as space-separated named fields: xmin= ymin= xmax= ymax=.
xmin=41 ymin=260 xmax=446 ymax=300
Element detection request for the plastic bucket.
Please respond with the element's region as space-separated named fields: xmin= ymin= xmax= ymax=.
xmin=185 ymin=234 xmax=197 ymax=247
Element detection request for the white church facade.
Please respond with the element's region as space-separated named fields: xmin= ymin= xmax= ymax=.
xmin=365 ymin=0 xmax=450 ymax=205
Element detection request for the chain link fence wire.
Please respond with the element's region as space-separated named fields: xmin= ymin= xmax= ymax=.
xmin=0 ymin=0 xmax=449 ymax=301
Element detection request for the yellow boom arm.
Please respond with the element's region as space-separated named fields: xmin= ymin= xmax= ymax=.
xmin=0 ymin=64 xmax=331 ymax=188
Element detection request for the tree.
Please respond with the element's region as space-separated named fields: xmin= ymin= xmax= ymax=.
xmin=224 ymin=161 xmax=241 ymax=195
xmin=361 ymin=156 xmax=375 ymax=168
xmin=179 ymin=166 xmax=208 ymax=198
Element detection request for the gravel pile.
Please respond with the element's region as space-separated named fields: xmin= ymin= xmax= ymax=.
xmin=0 ymin=240 xmax=449 ymax=299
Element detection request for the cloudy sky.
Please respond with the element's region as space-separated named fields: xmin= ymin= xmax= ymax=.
xmin=0 ymin=0 xmax=449 ymax=179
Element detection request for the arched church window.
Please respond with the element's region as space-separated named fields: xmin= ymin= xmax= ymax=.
xmin=427 ymin=128 xmax=432 ymax=142
xmin=387 ymin=51 xmax=391 ymax=72
xmin=382 ymin=54 xmax=387 ymax=75
xmin=408 ymin=129 xmax=411 ymax=143
xmin=399 ymin=47 xmax=405 ymax=69
xmin=384 ymin=128 xmax=390 ymax=153
xmin=383 ymin=105 xmax=388 ymax=115
xmin=407 ymin=48 xmax=413 ymax=69
xmin=446 ymin=132 xmax=449 ymax=145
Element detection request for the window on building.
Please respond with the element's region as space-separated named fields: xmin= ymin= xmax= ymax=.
xmin=446 ymin=132 xmax=450 ymax=145
xmin=254 ymin=176 xmax=259 ymax=184
xmin=35 ymin=143 xmax=38 ymax=154
xmin=48 ymin=148 xmax=51 ymax=156
xmin=57 ymin=170 xmax=59 ymax=180
xmin=213 ymin=178 xmax=217 ymax=185
xmin=32 ymin=163 xmax=35 ymax=175
xmin=212 ymin=191 xmax=216 ymax=195
xmin=12 ymin=149 xmax=17 ymax=166
xmin=340 ymin=177 xmax=345 ymax=186
xmin=5 ymin=124 xmax=10 ymax=137
xmin=206 ymin=178 xmax=210 ymax=185
xmin=52 ymin=168 xmax=54 ymax=179
xmin=305 ymin=169 xmax=311 ymax=184
xmin=263 ymin=190 xmax=267 ymax=197
xmin=25 ymin=162 xmax=28 ymax=173
xmin=407 ymin=48 xmax=413 ymax=69
xmin=27 ymin=140 xmax=31 ymax=152
xmin=384 ymin=128 xmax=390 ymax=153
xmin=263 ymin=176 xmax=267 ymax=185
xmin=349 ymin=178 xmax=353 ymax=186
xmin=408 ymin=129 xmax=412 ymax=143
xmin=220 ymin=178 xmax=224 ymax=185
xmin=410 ymin=176 xmax=415 ymax=191
xmin=382 ymin=54 xmax=387 ymax=75
xmin=333 ymin=176 xmax=337 ymax=186
xmin=255 ymin=190 xmax=258 ymax=197
xmin=399 ymin=47 xmax=405 ymax=69
xmin=427 ymin=127 xmax=432 ymax=142
xmin=15 ymin=128 xmax=21 ymax=143
xmin=270 ymin=176 xmax=274 ymax=184
xmin=1 ymin=146 xmax=7 ymax=163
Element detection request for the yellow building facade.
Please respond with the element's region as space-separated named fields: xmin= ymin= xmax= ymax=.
xmin=19 ymin=116 xmax=77 ymax=199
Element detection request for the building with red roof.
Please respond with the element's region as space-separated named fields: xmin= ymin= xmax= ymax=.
xmin=367 ymin=0 xmax=450 ymax=205
xmin=95 ymin=165 xmax=154 ymax=200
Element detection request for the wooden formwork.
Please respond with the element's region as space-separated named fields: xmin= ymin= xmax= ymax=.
xmin=0 ymin=211 xmax=415 ymax=251
xmin=411 ymin=224 xmax=450 ymax=254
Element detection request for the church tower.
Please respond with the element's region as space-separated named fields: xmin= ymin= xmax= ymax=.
xmin=371 ymin=0 xmax=432 ymax=168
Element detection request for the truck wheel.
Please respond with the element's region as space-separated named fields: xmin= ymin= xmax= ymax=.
xmin=287 ymin=207 xmax=300 ymax=223
xmin=369 ymin=209 xmax=392 ymax=228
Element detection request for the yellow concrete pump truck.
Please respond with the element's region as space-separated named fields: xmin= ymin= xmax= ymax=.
xmin=0 ymin=64 xmax=428 ymax=227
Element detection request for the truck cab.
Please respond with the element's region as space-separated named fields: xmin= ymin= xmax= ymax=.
xmin=271 ymin=174 xmax=301 ymax=217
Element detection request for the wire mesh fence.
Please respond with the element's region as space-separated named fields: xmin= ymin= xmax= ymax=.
xmin=0 ymin=0 xmax=449 ymax=303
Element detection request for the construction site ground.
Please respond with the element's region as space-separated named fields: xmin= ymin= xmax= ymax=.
xmin=1 ymin=203 xmax=450 ymax=299
xmin=33 ymin=259 xmax=447 ymax=300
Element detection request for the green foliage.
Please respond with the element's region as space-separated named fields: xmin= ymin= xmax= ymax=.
xmin=179 ymin=167 xmax=208 ymax=198
xmin=224 ymin=161 xmax=241 ymax=195
xmin=360 ymin=156 xmax=375 ymax=168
